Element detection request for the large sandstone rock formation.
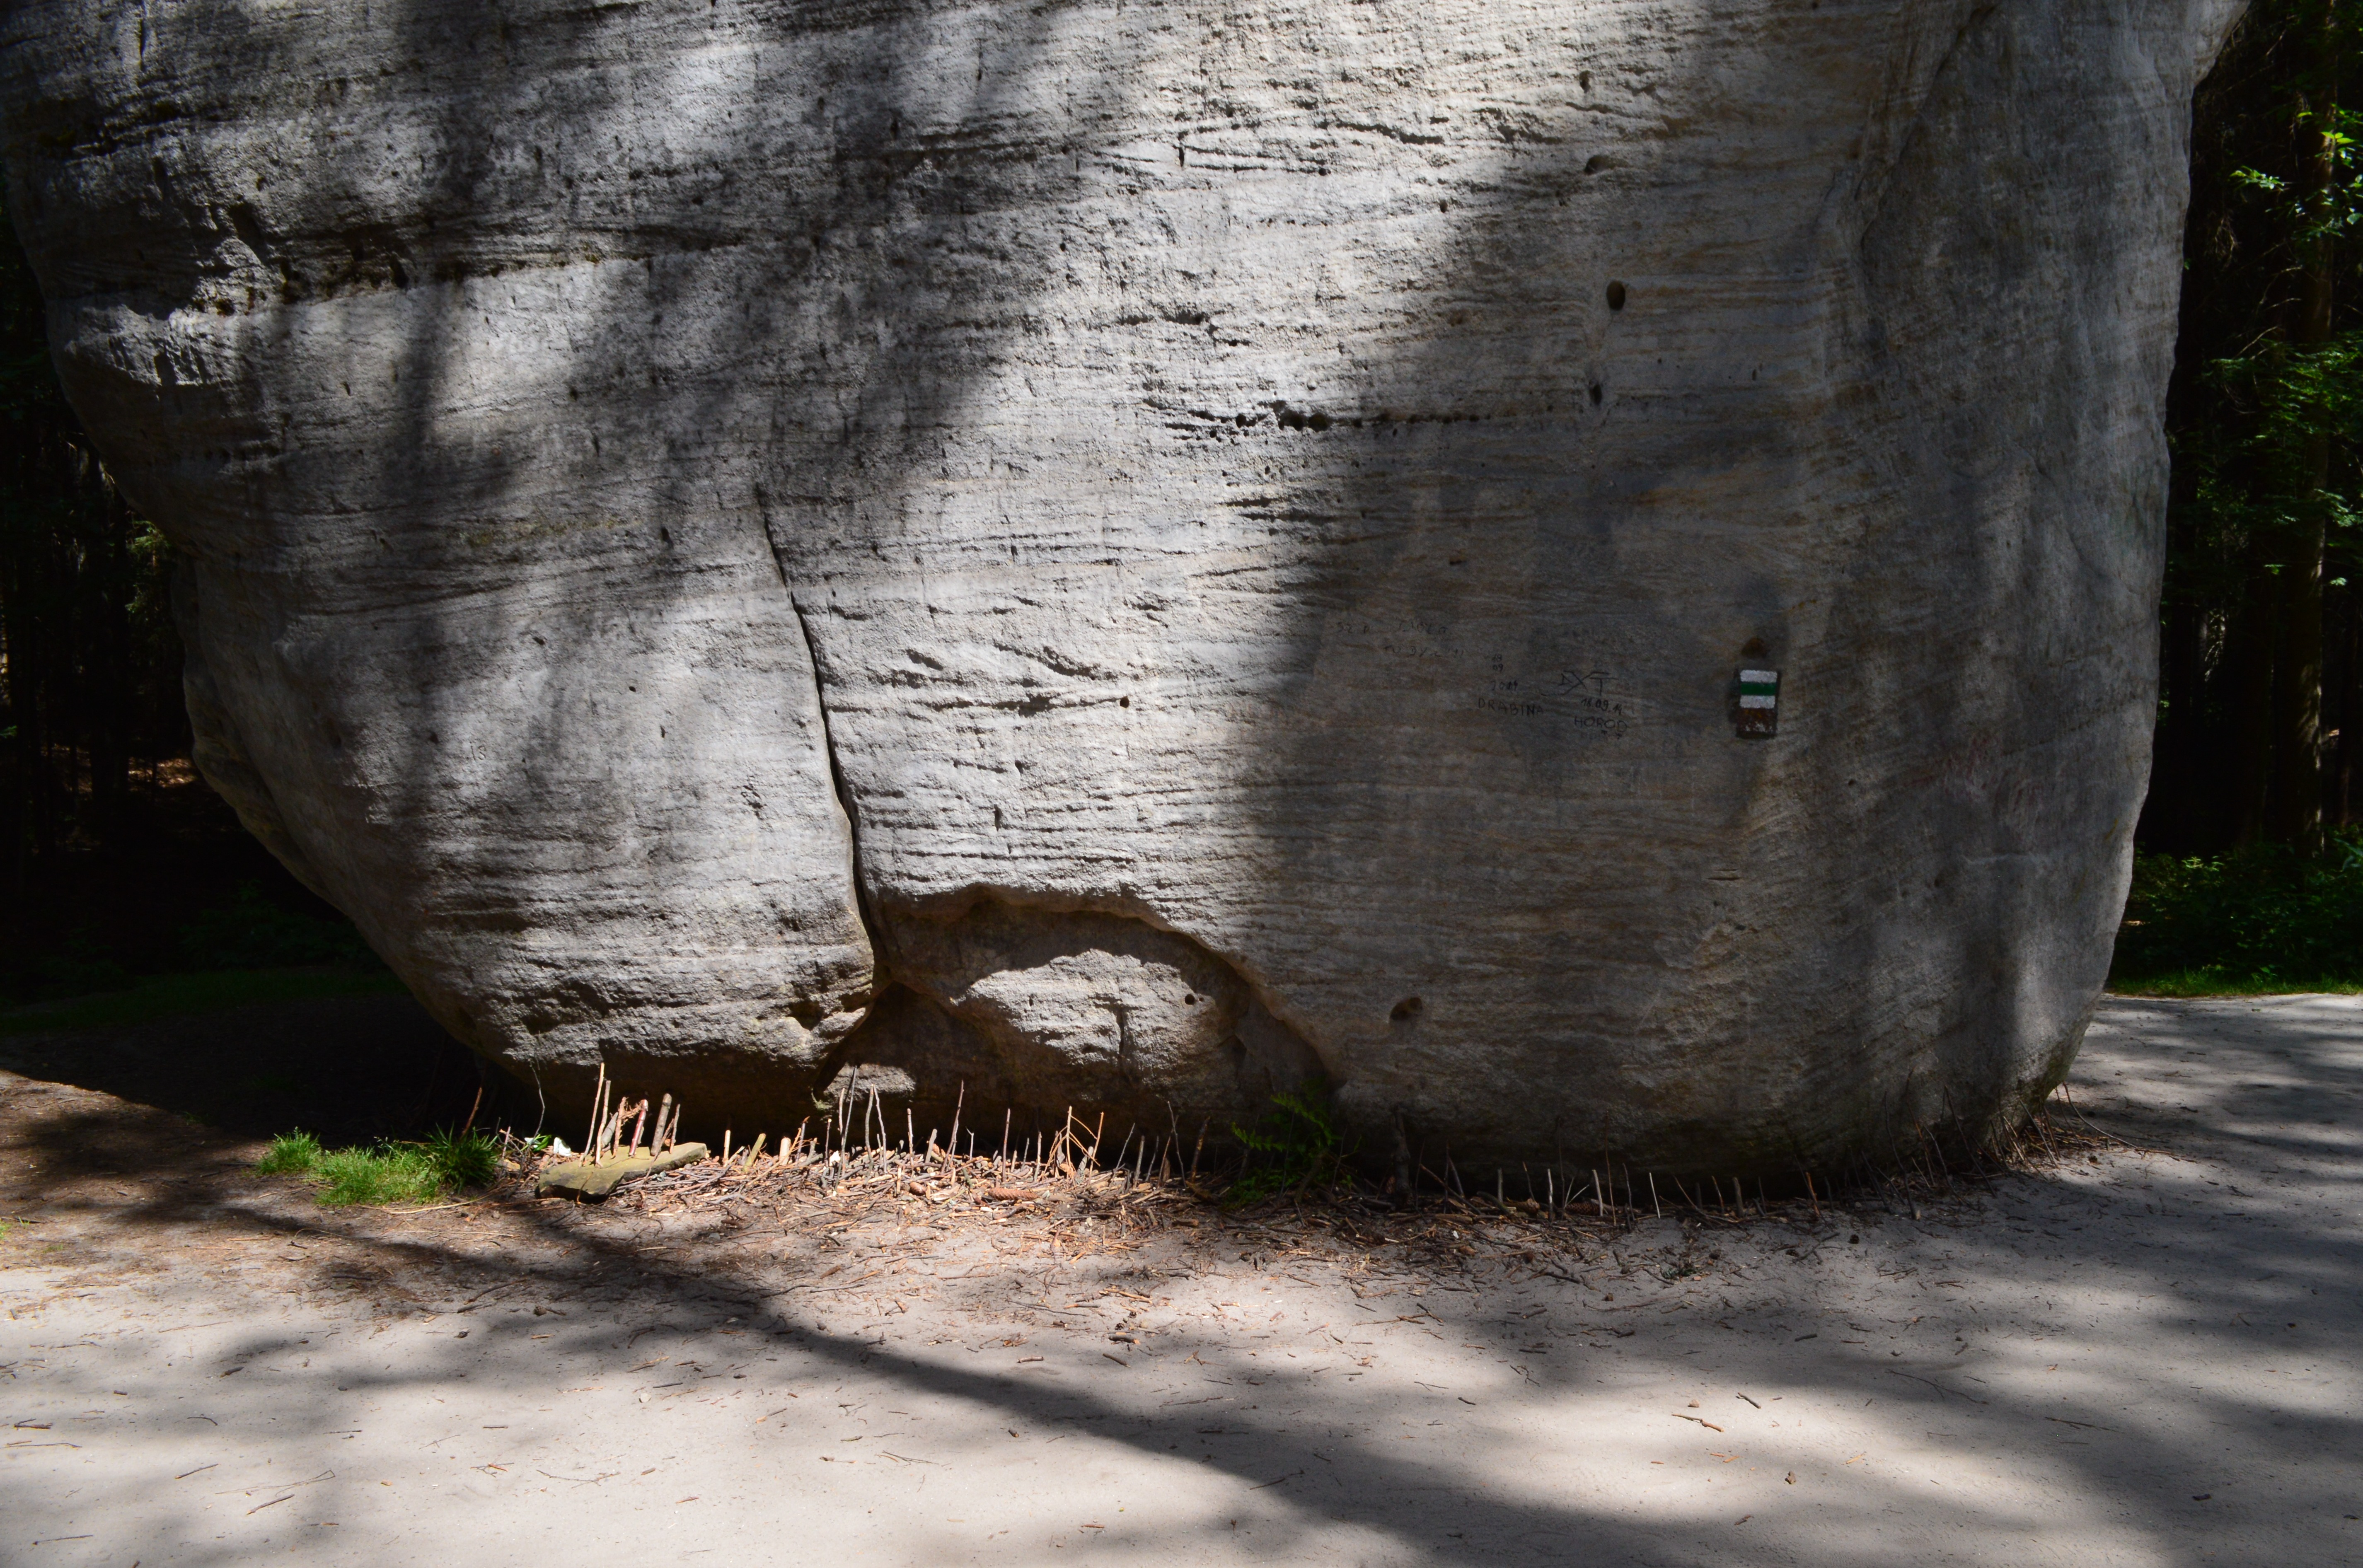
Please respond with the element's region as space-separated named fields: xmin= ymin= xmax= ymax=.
xmin=2 ymin=0 xmax=2240 ymax=1175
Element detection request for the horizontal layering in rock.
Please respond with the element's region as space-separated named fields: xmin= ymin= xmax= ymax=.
xmin=0 ymin=0 xmax=2240 ymax=1172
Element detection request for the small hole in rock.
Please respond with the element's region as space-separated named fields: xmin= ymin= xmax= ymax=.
xmin=1391 ymin=996 xmax=1424 ymax=1022
xmin=1120 ymin=696 xmax=1130 ymax=707
xmin=1588 ymin=382 xmax=1603 ymax=406
xmin=1605 ymin=280 xmax=1627 ymax=311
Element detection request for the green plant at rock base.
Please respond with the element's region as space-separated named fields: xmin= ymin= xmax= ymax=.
xmin=254 ymin=1130 xmax=323 ymax=1175
xmin=1227 ymin=1078 xmax=1358 ymax=1206
xmin=314 ymin=1145 xmax=446 ymax=1206
xmin=252 ymin=1126 xmax=500 ymax=1207
xmin=419 ymin=1125 xmax=498 ymax=1189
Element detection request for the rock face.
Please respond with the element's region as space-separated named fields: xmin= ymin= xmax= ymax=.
xmin=2 ymin=0 xmax=2241 ymax=1174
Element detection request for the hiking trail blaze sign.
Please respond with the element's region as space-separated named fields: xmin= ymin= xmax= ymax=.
xmin=1736 ymin=669 xmax=1780 ymax=739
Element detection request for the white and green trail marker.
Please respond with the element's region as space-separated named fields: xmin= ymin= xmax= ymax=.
xmin=1735 ymin=667 xmax=1779 ymax=738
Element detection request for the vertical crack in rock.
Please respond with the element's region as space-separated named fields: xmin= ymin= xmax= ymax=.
xmin=782 ymin=581 xmax=882 ymax=964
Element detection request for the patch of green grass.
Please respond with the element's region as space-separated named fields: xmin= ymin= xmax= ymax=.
xmin=0 ymin=966 xmax=405 ymax=1039
xmin=254 ymin=1130 xmax=323 ymax=1175
xmin=419 ymin=1126 xmax=498 ymax=1189
xmin=252 ymin=1127 xmax=499 ymax=1208
xmin=314 ymin=1145 xmax=446 ymax=1206
xmin=1226 ymin=1077 xmax=1359 ymax=1206
xmin=2110 ymin=838 xmax=2363 ymax=995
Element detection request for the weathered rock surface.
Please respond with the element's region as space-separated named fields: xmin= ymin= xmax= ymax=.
xmin=1 ymin=0 xmax=2241 ymax=1173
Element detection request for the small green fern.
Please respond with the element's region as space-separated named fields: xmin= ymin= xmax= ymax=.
xmin=1227 ymin=1077 xmax=1357 ymax=1206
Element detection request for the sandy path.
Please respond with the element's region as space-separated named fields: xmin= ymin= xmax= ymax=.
xmin=2 ymin=995 xmax=2358 ymax=1565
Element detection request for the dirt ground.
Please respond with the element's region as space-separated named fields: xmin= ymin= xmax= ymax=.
xmin=2 ymin=994 xmax=2358 ymax=1566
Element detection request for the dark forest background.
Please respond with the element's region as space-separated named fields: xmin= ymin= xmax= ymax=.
xmin=0 ymin=167 xmax=374 ymax=1010
xmin=1 ymin=0 xmax=2358 ymax=1006
xmin=2150 ymin=0 xmax=2361 ymax=856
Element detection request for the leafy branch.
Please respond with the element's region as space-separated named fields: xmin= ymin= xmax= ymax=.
xmin=1227 ymin=1077 xmax=1358 ymax=1206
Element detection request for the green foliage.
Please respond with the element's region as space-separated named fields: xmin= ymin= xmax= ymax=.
xmin=1226 ymin=1077 xmax=1357 ymax=1206
xmin=252 ymin=1126 xmax=500 ymax=1207
xmin=254 ymin=1130 xmax=322 ymax=1175
xmin=0 ymin=883 xmax=385 ymax=1016
xmin=10 ymin=934 xmax=132 ymax=1001
xmin=2229 ymin=101 xmax=2363 ymax=250
xmin=2 ymin=878 xmax=384 ymax=1020
xmin=313 ymin=1144 xmax=447 ymax=1207
xmin=174 ymin=882 xmax=378 ymax=970
xmin=419 ymin=1126 xmax=499 ymax=1189
xmin=2193 ymin=329 xmax=2363 ymax=547
xmin=2147 ymin=0 xmax=2363 ymax=853
xmin=0 ymin=966 xmax=404 ymax=1038
xmin=2111 ymin=837 xmax=2363 ymax=992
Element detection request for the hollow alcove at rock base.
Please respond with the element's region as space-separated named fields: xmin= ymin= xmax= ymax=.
xmin=820 ymin=901 xmax=1328 ymax=1160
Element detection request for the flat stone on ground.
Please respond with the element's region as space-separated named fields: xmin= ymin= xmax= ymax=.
xmin=534 ymin=1143 xmax=710 ymax=1201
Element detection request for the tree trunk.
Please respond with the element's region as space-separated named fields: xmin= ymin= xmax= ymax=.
xmin=2266 ymin=0 xmax=2340 ymax=851
xmin=2158 ymin=594 xmax=2208 ymax=849
xmin=2271 ymin=526 xmax=2325 ymax=846
xmin=2232 ymin=530 xmax=2278 ymax=847
xmin=2335 ymin=586 xmax=2361 ymax=826
xmin=85 ymin=480 xmax=132 ymax=838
